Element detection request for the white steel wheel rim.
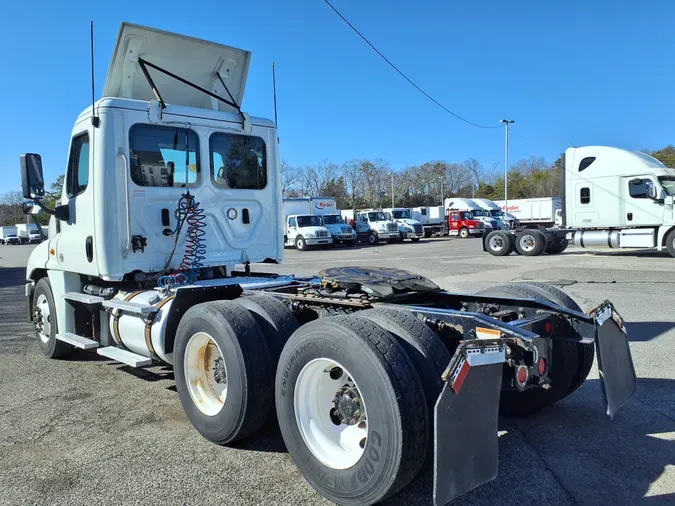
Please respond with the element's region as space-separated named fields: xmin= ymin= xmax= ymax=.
xmin=488 ymin=234 xmax=504 ymax=251
xmin=184 ymin=332 xmax=227 ymax=417
xmin=36 ymin=293 xmax=51 ymax=343
xmin=519 ymin=234 xmax=535 ymax=251
xmin=461 ymin=229 xmax=469 ymax=237
xmin=294 ymin=358 xmax=368 ymax=470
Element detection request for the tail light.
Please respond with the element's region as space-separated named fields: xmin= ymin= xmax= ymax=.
xmin=538 ymin=357 xmax=547 ymax=376
xmin=516 ymin=365 xmax=528 ymax=386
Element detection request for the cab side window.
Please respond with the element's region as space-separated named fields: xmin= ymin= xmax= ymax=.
xmin=66 ymin=133 xmax=90 ymax=198
xmin=451 ymin=212 xmax=459 ymax=220
xmin=629 ymin=178 xmax=651 ymax=199
xmin=289 ymin=217 xmax=297 ymax=227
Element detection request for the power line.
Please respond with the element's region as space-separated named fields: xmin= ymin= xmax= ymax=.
xmin=323 ymin=0 xmax=501 ymax=130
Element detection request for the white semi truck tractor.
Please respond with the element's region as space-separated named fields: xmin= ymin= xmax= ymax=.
xmin=483 ymin=146 xmax=675 ymax=257
xmin=20 ymin=23 xmax=636 ymax=506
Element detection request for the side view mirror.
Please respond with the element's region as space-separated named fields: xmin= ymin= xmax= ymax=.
xmin=647 ymin=183 xmax=657 ymax=200
xmin=22 ymin=202 xmax=43 ymax=216
xmin=21 ymin=153 xmax=45 ymax=200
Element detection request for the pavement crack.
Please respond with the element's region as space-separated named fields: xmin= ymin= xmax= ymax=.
xmin=515 ymin=427 xmax=579 ymax=504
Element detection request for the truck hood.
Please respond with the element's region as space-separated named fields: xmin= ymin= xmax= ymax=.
xmin=395 ymin=218 xmax=421 ymax=226
xmin=324 ymin=224 xmax=355 ymax=235
xmin=297 ymin=226 xmax=330 ymax=235
xmin=104 ymin=23 xmax=250 ymax=114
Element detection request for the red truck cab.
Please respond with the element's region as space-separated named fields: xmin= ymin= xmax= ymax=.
xmin=447 ymin=208 xmax=486 ymax=239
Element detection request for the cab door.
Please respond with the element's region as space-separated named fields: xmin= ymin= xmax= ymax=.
xmin=286 ymin=216 xmax=298 ymax=244
xmin=448 ymin=212 xmax=459 ymax=232
xmin=52 ymin=126 xmax=98 ymax=275
xmin=623 ymin=177 xmax=663 ymax=226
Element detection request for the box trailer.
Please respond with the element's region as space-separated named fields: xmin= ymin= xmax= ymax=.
xmin=493 ymin=197 xmax=561 ymax=228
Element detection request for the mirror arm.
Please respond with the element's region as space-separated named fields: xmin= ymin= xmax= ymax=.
xmin=30 ymin=215 xmax=46 ymax=241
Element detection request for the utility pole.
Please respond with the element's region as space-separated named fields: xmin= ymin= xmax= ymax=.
xmin=391 ymin=172 xmax=395 ymax=208
xmin=440 ymin=176 xmax=444 ymax=205
xmin=500 ymin=119 xmax=514 ymax=211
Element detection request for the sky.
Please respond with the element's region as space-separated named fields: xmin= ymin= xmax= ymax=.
xmin=0 ymin=0 xmax=673 ymax=193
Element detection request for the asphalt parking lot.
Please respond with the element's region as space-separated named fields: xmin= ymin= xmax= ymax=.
xmin=1 ymin=239 xmax=674 ymax=505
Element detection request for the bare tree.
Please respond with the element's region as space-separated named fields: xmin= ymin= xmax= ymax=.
xmin=280 ymin=160 xmax=300 ymax=196
xmin=0 ymin=191 xmax=26 ymax=226
xmin=340 ymin=159 xmax=363 ymax=212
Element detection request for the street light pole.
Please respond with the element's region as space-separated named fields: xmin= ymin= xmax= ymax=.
xmin=440 ymin=176 xmax=444 ymax=205
xmin=391 ymin=172 xmax=395 ymax=208
xmin=500 ymin=119 xmax=514 ymax=211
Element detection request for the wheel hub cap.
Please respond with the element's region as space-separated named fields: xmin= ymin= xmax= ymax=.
xmin=184 ymin=332 xmax=227 ymax=417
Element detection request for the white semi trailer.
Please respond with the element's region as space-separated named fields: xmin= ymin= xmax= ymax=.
xmin=19 ymin=23 xmax=635 ymax=506
xmin=484 ymin=146 xmax=675 ymax=257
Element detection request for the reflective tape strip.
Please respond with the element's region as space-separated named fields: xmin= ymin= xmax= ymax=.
xmin=476 ymin=327 xmax=501 ymax=340
xmin=450 ymin=358 xmax=470 ymax=393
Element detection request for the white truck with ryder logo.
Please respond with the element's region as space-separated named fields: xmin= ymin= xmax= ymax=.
xmin=283 ymin=199 xmax=332 ymax=251
xmin=18 ymin=23 xmax=635 ymax=506
xmin=305 ymin=197 xmax=357 ymax=246
xmin=493 ymin=197 xmax=561 ymax=228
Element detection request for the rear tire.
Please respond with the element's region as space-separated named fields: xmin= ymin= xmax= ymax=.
xmin=275 ymin=316 xmax=427 ymax=505
xmin=485 ymin=230 xmax=514 ymax=256
xmin=515 ymin=229 xmax=546 ymax=256
xmin=33 ymin=278 xmax=73 ymax=359
xmin=357 ymin=307 xmax=450 ymax=466
xmin=517 ymin=282 xmax=594 ymax=397
xmin=174 ymin=301 xmax=273 ymax=444
xmin=545 ymin=238 xmax=568 ymax=255
xmin=475 ymin=283 xmax=580 ymax=417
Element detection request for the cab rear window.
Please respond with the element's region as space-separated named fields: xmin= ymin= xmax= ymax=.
xmin=210 ymin=133 xmax=267 ymax=190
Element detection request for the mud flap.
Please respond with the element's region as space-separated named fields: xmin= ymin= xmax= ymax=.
xmin=433 ymin=345 xmax=504 ymax=506
xmin=594 ymin=305 xmax=636 ymax=418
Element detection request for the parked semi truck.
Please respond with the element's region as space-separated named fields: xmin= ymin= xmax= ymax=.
xmin=412 ymin=205 xmax=448 ymax=237
xmin=472 ymin=198 xmax=518 ymax=229
xmin=484 ymin=146 xmax=675 ymax=257
xmin=493 ymin=197 xmax=561 ymax=228
xmin=444 ymin=197 xmax=500 ymax=231
xmin=19 ymin=23 xmax=635 ymax=506
xmin=0 ymin=226 xmax=20 ymax=245
xmin=16 ymin=223 xmax=42 ymax=244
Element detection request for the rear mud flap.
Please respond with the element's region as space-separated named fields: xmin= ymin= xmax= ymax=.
xmin=433 ymin=345 xmax=503 ymax=506
xmin=594 ymin=305 xmax=636 ymax=418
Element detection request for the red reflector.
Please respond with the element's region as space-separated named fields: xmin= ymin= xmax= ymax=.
xmin=538 ymin=357 xmax=547 ymax=375
xmin=516 ymin=366 xmax=528 ymax=385
xmin=545 ymin=322 xmax=552 ymax=333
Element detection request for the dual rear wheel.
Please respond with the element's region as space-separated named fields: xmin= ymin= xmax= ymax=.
xmin=175 ymin=299 xmax=448 ymax=505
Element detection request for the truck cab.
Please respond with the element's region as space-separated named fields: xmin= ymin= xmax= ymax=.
xmin=447 ymin=209 xmax=486 ymax=238
xmin=319 ymin=214 xmax=356 ymax=245
xmin=472 ymin=199 xmax=514 ymax=230
xmin=284 ymin=214 xmax=332 ymax=250
xmin=341 ymin=209 xmax=399 ymax=245
xmin=382 ymin=208 xmax=424 ymax=241
xmin=445 ymin=198 xmax=499 ymax=231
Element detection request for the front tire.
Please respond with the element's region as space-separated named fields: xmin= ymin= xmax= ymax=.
xmin=411 ymin=237 xmax=421 ymax=242
xmin=275 ymin=316 xmax=427 ymax=505
xmin=665 ymin=229 xmax=675 ymax=258
xmin=33 ymin=278 xmax=72 ymax=359
xmin=174 ymin=301 xmax=273 ymax=444
xmin=367 ymin=231 xmax=378 ymax=245
xmin=295 ymin=236 xmax=307 ymax=251
xmin=459 ymin=227 xmax=470 ymax=239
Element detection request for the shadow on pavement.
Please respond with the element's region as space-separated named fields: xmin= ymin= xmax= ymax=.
xmin=625 ymin=321 xmax=675 ymax=342
xmin=0 ymin=267 xmax=26 ymax=289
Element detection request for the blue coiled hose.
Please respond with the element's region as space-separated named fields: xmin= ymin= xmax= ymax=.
xmin=157 ymin=193 xmax=206 ymax=289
